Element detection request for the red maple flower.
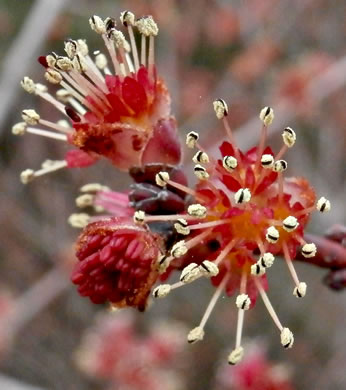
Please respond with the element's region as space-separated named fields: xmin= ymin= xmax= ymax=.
xmin=149 ymin=102 xmax=330 ymax=363
xmin=15 ymin=12 xmax=181 ymax=184
xmin=71 ymin=216 xmax=164 ymax=310
xmin=216 ymin=342 xmax=295 ymax=390
xmin=76 ymin=312 xmax=186 ymax=390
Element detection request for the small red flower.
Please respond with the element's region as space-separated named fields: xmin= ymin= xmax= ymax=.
xmin=76 ymin=312 xmax=186 ymax=390
xmin=216 ymin=342 xmax=295 ymax=390
xmin=149 ymin=102 xmax=330 ymax=363
xmin=15 ymin=12 xmax=181 ymax=184
xmin=71 ymin=217 xmax=163 ymax=310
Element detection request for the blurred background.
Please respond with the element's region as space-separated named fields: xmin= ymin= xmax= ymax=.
xmin=0 ymin=0 xmax=345 ymax=389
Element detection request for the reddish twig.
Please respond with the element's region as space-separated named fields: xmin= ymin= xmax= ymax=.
xmin=294 ymin=225 xmax=346 ymax=290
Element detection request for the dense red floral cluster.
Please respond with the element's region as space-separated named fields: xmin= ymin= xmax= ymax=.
xmin=76 ymin=312 xmax=186 ymax=390
xmin=71 ymin=217 xmax=163 ymax=310
xmin=15 ymin=12 xmax=180 ymax=185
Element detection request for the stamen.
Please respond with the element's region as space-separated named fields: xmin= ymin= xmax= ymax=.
xmin=102 ymin=35 xmax=123 ymax=78
xmin=12 ymin=122 xmax=26 ymax=136
xmin=133 ymin=210 xmax=145 ymax=224
xmin=39 ymin=119 xmax=72 ymax=134
xmin=20 ymin=126 xmax=68 ymax=142
xmin=273 ymin=160 xmax=288 ymax=172
xmin=250 ymin=262 xmax=266 ymax=276
xmin=188 ymin=274 xmax=229 ymax=344
xmin=199 ymin=260 xmax=219 ymax=277
xmin=140 ymin=34 xmax=146 ymax=66
xmin=80 ymin=183 xmax=110 ymax=193
xmin=228 ymin=347 xmax=244 ymax=365
xmin=293 ymin=282 xmax=307 ymax=298
xmin=185 ymin=229 xmax=212 ymax=250
xmin=280 ymin=327 xmax=294 ymax=348
xmin=22 ymin=109 xmax=40 ymax=125
xmin=68 ymin=213 xmax=90 ymax=228
xmin=170 ymin=240 xmax=188 ymax=258
xmin=186 ymin=131 xmax=199 ymax=148
xmin=275 ymin=127 xmax=297 ymax=160
xmin=265 ymin=226 xmax=280 ymax=243
xmin=187 ymin=204 xmax=207 ymax=218
xmin=316 ymin=197 xmax=331 ymax=213
xmin=121 ymin=11 xmax=140 ymax=72
xmin=261 ymin=154 xmax=274 ymax=169
xmin=282 ymin=216 xmax=299 ymax=232
xmin=155 ymin=171 xmax=170 ymax=187
xmin=188 ymin=219 xmax=233 ymax=231
xmin=89 ymin=15 xmax=106 ymax=35
xmin=283 ymin=242 xmax=306 ymax=297
xmin=301 ymin=242 xmax=317 ymax=258
xmin=44 ymin=68 xmax=63 ymax=84
xmin=222 ymin=156 xmax=237 ymax=172
xmin=214 ymin=239 xmax=237 ymax=266
xmin=194 ymin=164 xmax=209 ymax=180
xmin=254 ymin=277 xmax=283 ymax=332
xmin=76 ymin=194 xmax=94 ymax=208
xmin=255 ymin=107 xmax=274 ymax=172
xmin=180 ymin=263 xmax=201 ymax=284
xmin=260 ymin=252 xmax=275 ymax=268
xmin=144 ymin=214 xmax=194 ymax=223
xmin=153 ymin=284 xmax=171 ymax=298
xmin=20 ymin=160 xmax=67 ymax=184
xmin=281 ymin=127 xmax=296 ymax=149
xmin=259 ymin=106 xmax=274 ymax=126
xmin=229 ymin=272 xmax=249 ymax=365
xmin=148 ymin=35 xmax=155 ymax=75
xmin=234 ymin=188 xmax=251 ymax=204
xmin=174 ymin=218 xmax=190 ymax=235
xmin=213 ymin=99 xmax=228 ymax=119
xmin=56 ymin=89 xmax=87 ymax=115
xmin=192 ymin=151 xmax=209 ymax=164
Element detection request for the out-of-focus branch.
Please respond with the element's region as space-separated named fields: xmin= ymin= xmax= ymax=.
xmin=295 ymin=232 xmax=346 ymax=270
xmin=0 ymin=0 xmax=68 ymax=133
xmin=0 ymin=374 xmax=45 ymax=390
xmin=295 ymin=225 xmax=346 ymax=291
xmin=2 ymin=267 xmax=69 ymax=341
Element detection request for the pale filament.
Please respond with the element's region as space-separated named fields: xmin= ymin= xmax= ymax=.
xmin=254 ymin=277 xmax=283 ymax=332
xmin=283 ymin=242 xmax=300 ymax=287
xmin=255 ymin=124 xmax=268 ymax=173
xmin=199 ymin=274 xmax=229 ymax=330
xmin=235 ymin=271 xmax=247 ymax=348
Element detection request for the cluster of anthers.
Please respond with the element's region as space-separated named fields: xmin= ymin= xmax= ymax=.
xmin=134 ymin=101 xmax=331 ymax=365
xmin=14 ymin=11 xmax=180 ymax=182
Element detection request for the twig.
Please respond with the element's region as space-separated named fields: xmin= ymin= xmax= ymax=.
xmin=0 ymin=374 xmax=45 ymax=390
xmin=0 ymin=0 xmax=68 ymax=133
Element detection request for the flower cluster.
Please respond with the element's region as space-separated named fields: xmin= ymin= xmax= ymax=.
xmin=14 ymin=10 xmax=332 ymax=366
xmin=215 ymin=341 xmax=295 ymax=390
xmin=14 ymin=12 xmax=181 ymax=184
xmin=76 ymin=312 xmax=186 ymax=390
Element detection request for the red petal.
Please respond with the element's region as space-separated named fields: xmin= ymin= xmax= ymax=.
xmin=65 ymin=149 xmax=98 ymax=168
xmin=106 ymin=93 xmax=131 ymax=119
xmin=219 ymin=141 xmax=236 ymax=157
xmin=222 ymin=174 xmax=242 ymax=192
xmin=141 ymin=117 xmax=181 ymax=165
xmin=245 ymin=167 xmax=255 ymax=189
xmin=137 ymin=65 xmax=155 ymax=95
xmin=105 ymin=75 xmax=121 ymax=94
xmin=122 ymin=76 xmax=148 ymax=114
xmin=255 ymin=171 xmax=278 ymax=195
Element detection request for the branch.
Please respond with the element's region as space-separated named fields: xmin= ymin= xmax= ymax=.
xmin=0 ymin=0 xmax=68 ymax=133
xmin=295 ymin=225 xmax=346 ymax=291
